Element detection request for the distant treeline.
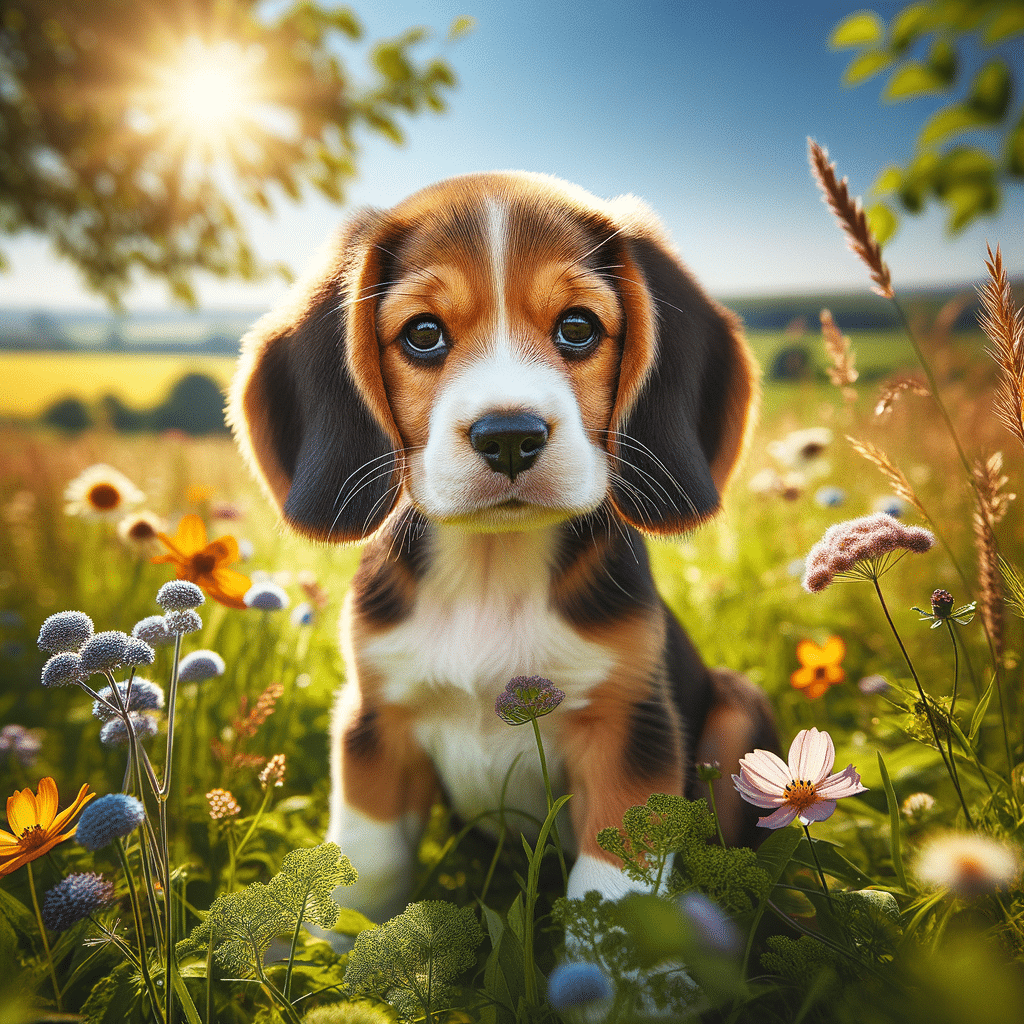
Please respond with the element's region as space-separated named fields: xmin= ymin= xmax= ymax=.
xmin=39 ymin=373 xmax=229 ymax=435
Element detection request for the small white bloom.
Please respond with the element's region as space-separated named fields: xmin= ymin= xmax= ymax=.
xmin=915 ymin=832 xmax=1020 ymax=896
xmin=65 ymin=465 xmax=144 ymax=519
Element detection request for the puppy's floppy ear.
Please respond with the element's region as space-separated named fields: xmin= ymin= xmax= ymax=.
xmin=606 ymin=205 xmax=758 ymax=535
xmin=228 ymin=211 xmax=404 ymax=543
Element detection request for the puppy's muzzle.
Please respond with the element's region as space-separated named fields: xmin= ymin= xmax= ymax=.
xmin=469 ymin=412 xmax=549 ymax=481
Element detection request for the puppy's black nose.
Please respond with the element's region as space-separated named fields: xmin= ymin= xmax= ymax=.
xmin=469 ymin=413 xmax=549 ymax=481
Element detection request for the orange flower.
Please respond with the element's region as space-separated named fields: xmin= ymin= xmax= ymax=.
xmin=790 ymin=636 xmax=846 ymax=699
xmin=153 ymin=514 xmax=251 ymax=610
xmin=0 ymin=778 xmax=94 ymax=878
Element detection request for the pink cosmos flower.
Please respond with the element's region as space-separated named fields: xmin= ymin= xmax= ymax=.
xmin=732 ymin=727 xmax=867 ymax=828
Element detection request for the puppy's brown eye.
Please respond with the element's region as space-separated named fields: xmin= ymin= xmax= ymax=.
xmin=402 ymin=317 xmax=447 ymax=359
xmin=555 ymin=309 xmax=600 ymax=355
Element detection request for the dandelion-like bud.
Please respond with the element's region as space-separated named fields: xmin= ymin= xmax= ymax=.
xmin=546 ymin=962 xmax=612 ymax=1010
xmin=902 ymin=792 xmax=936 ymax=819
xmin=206 ymin=788 xmax=241 ymax=819
xmin=156 ymin=580 xmax=205 ymax=611
xmin=243 ymin=582 xmax=290 ymax=611
xmin=75 ymin=793 xmax=146 ymax=850
xmin=164 ymin=610 xmax=202 ymax=636
xmin=123 ymin=637 xmax=156 ymax=667
xmin=177 ymin=649 xmax=225 ymax=684
xmin=914 ymin=832 xmax=1021 ymax=897
xmin=495 ymin=675 xmax=565 ymax=725
xmin=259 ymin=753 xmax=287 ymax=790
xmin=678 ymin=891 xmax=741 ymax=955
xmin=802 ymin=513 xmax=935 ymax=593
xmin=132 ymin=615 xmax=176 ymax=648
xmin=92 ymin=679 xmax=165 ymax=722
xmin=41 ymin=872 xmax=116 ymax=931
xmin=41 ymin=652 xmax=85 ymax=688
xmin=37 ymin=611 xmax=94 ymax=654
xmin=0 ymin=724 xmax=42 ymax=766
xmin=78 ymin=631 xmax=131 ymax=675
xmin=695 ymin=761 xmax=722 ymax=783
xmin=99 ymin=713 xmax=159 ymax=747
xmin=931 ymin=589 xmax=955 ymax=619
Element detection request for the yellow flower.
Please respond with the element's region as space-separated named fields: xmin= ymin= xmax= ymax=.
xmin=153 ymin=514 xmax=251 ymax=610
xmin=0 ymin=777 xmax=94 ymax=878
xmin=64 ymin=464 xmax=144 ymax=519
xmin=790 ymin=636 xmax=846 ymax=699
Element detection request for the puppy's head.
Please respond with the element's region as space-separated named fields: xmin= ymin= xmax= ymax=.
xmin=229 ymin=172 xmax=757 ymax=541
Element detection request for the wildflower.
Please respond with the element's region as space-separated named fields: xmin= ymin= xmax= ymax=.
xmin=297 ymin=569 xmax=330 ymax=610
xmin=913 ymin=588 xmax=976 ymax=629
xmin=546 ymin=962 xmax=612 ymax=1010
xmin=0 ymin=778 xmax=94 ymax=877
xmin=695 ymin=760 xmax=722 ymax=783
xmin=873 ymin=495 xmax=908 ymax=518
xmin=732 ymin=727 xmax=867 ymax=828
xmin=259 ymin=753 xmax=287 ymax=790
xmin=779 ymin=472 xmax=806 ymax=501
xmin=78 ymin=631 xmax=131 ymax=676
xmin=152 ymin=513 xmax=251 ymax=609
xmin=801 ymin=513 xmax=935 ymax=593
xmin=495 ymin=675 xmax=566 ymax=725
xmin=156 ymin=579 xmax=205 ymax=611
xmin=211 ymin=500 xmax=243 ymax=521
xmin=748 ymin=467 xmax=783 ymax=495
xmin=75 ymin=794 xmax=146 ymax=851
xmin=42 ymin=872 xmax=116 ymax=931
xmin=814 ymin=486 xmax=846 ymax=508
xmin=116 ymin=510 xmax=166 ymax=550
xmin=37 ymin=610 xmax=94 ymax=654
xmin=41 ymin=651 xmax=85 ymax=689
xmin=0 ymin=725 xmax=42 ymax=767
xmin=64 ymin=464 xmax=143 ymax=519
xmin=100 ymin=713 xmax=159 ymax=747
xmin=902 ymin=792 xmax=936 ymax=819
xmin=678 ymin=891 xmax=741 ymax=955
xmin=92 ymin=679 xmax=165 ymax=721
xmin=291 ymin=601 xmax=315 ymax=626
xmin=767 ymin=427 xmax=833 ymax=473
xmin=132 ymin=615 xmax=176 ymax=648
xmin=857 ymin=673 xmax=890 ymax=695
xmin=125 ymin=639 xmax=157 ymax=669
xmin=914 ymin=832 xmax=1020 ymax=897
xmin=164 ymin=609 xmax=203 ymax=635
xmin=790 ymin=636 xmax=846 ymax=699
xmin=207 ymin=788 xmax=241 ymax=819
xmin=177 ymin=649 xmax=226 ymax=684
xmin=244 ymin=581 xmax=290 ymax=611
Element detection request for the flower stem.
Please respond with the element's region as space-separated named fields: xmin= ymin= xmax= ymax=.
xmin=530 ymin=715 xmax=568 ymax=890
xmin=801 ymin=824 xmax=832 ymax=907
xmin=872 ymin=578 xmax=974 ymax=828
xmin=26 ymin=860 xmax=63 ymax=1012
xmin=705 ymin=781 xmax=727 ymax=848
xmin=114 ymin=837 xmax=165 ymax=1022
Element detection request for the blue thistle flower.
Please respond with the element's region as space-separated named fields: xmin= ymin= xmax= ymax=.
xmin=814 ymin=486 xmax=846 ymax=508
xmin=99 ymin=713 xmax=159 ymax=747
xmin=75 ymin=794 xmax=146 ymax=850
xmin=78 ymin=631 xmax=130 ymax=675
xmin=41 ymin=651 xmax=85 ymax=688
xmin=243 ymin=582 xmax=290 ymax=611
xmin=92 ymin=679 xmax=165 ymax=721
xmin=177 ymin=649 xmax=226 ymax=684
xmin=37 ymin=611 xmax=94 ymax=654
xmin=164 ymin=610 xmax=202 ymax=636
xmin=41 ymin=872 xmax=116 ymax=931
xmin=678 ymin=891 xmax=741 ymax=954
xmin=546 ymin=962 xmax=611 ymax=1009
xmin=123 ymin=637 xmax=156 ymax=667
xmin=290 ymin=601 xmax=315 ymax=626
xmin=495 ymin=675 xmax=565 ymax=726
xmin=156 ymin=580 xmax=205 ymax=611
xmin=132 ymin=615 xmax=176 ymax=648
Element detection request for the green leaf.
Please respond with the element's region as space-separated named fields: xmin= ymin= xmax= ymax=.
xmin=844 ymin=48 xmax=893 ymax=85
xmin=877 ymin=751 xmax=908 ymax=891
xmin=919 ymin=103 xmax=995 ymax=146
xmin=967 ymin=59 xmax=1011 ymax=118
xmin=830 ymin=11 xmax=885 ymax=48
xmin=866 ymin=202 xmax=899 ymax=245
xmin=890 ymin=3 xmax=936 ymax=50
xmin=885 ymin=61 xmax=949 ymax=100
xmin=984 ymin=6 xmax=1024 ymax=44
xmin=447 ymin=15 xmax=476 ymax=42
xmin=333 ymin=907 xmax=377 ymax=936
xmin=872 ymin=164 xmax=903 ymax=194
xmin=945 ymin=179 xmax=998 ymax=232
xmin=969 ymin=677 xmax=995 ymax=741
xmin=794 ymin=837 xmax=875 ymax=889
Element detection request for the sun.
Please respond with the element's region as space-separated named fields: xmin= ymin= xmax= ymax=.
xmin=143 ymin=37 xmax=265 ymax=161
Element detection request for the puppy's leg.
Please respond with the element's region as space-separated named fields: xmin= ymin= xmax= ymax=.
xmin=692 ymin=668 xmax=779 ymax=848
xmin=328 ymin=695 xmax=438 ymax=922
xmin=562 ymin=686 xmax=685 ymax=901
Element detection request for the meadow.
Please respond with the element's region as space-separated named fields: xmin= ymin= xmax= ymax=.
xmin=1 ymin=246 xmax=1023 ymax=1023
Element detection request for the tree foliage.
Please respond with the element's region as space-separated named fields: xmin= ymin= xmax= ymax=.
xmin=0 ymin=1 xmax=469 ymax=304
xmin=831 ymin=1 xmax=1024 ymax=241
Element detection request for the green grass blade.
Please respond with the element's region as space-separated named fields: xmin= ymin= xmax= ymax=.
xmin=877 ymin=751 xmax=907 ymax=892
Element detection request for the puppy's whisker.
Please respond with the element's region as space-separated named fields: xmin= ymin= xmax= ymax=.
xmin=361 ymin=479 xmax=404 ymax=536
xmin=332 ymin=465 xmax=397 ymax=524
xmin=606 ymin=431 xmax=699 ymax=517
xmin=332 ymin=451 xmax=402 ymax=510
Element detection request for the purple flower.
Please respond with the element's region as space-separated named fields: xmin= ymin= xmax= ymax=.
xmin=0 ymin=724 xmax=42 ymax=767
xmin=92 ymin=679 xmax=165 ymax=722
xmin=547 ymin=962 xmax=612 ymax=1009
xmin=42 ymin=872 xmax=115 ymax=931
xmin=99 ymin=713 xmax=159 ymax=747
xmin=132 ymin=615 xmax=175 ymax=648
xmin=495 ymin=675 xmax=565 ymax=725
xmin=678 ymin=891 xmax=741 ymax=954
xmin=37 ymin=611 xmax=94 ymax=654
xmin=78 ymin=631 xmax=131 ymax=675
xmin=244 ymin=582 xmax=290 ymax=611
xmin=41 ymin=651 xmax=85 ymax=688
xmin=177 ymin=649 xmax=225 ymax=684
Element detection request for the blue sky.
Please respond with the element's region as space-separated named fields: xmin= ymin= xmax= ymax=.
xmin=1 ymin=0 xmax=1021 ymax=309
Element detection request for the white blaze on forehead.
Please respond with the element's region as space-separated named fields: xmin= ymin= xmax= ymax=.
xmin=485 ymin=197 xmax=509 ymax=337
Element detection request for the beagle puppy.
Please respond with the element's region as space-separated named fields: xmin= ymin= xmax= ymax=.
xmin=229 ymin=171 xmax=777 ymax=922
